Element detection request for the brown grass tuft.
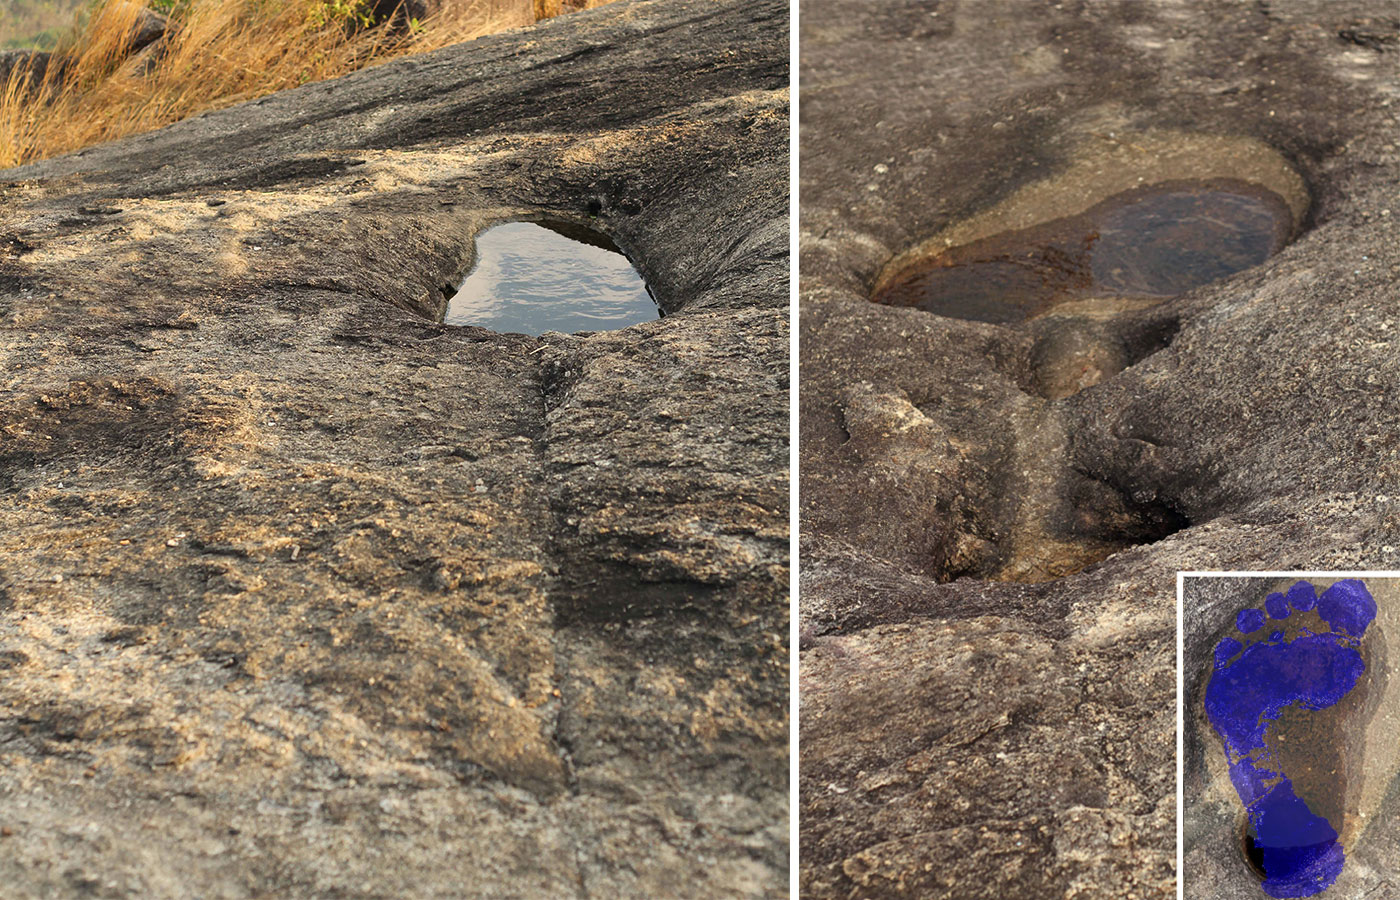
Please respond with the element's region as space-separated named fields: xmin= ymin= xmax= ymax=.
xmin=0 ymin=0 xmax=613 ymax=169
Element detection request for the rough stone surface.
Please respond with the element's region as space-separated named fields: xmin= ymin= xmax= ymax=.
xmin=0 ymin=1 xmax=788 ymax=897
xmin=117 ymin=1 xmax=168 ymax=55
xmin=800 ymin=1 xmax=1399 ymax=898
xmin=0 ymin=49 xmax=52 ymax=88
xmin=0 ymin=3 xmax=165 ymax=92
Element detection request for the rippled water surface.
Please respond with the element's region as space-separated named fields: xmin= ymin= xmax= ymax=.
xmin=445 ymin=221 xmax=657 ymax=334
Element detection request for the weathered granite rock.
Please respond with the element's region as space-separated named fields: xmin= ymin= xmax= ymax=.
xmin=0 ymin=49 xmax=52 ymax=88
xmin=115 ymin=0 xmax=168 ymax=55
xmin=800 ymin=1 xmax=1398 ymax=897
xmin=0 ymin=1 xmax=788 ymax=897
xmin=0 ymin=3 xmax=166 ymax=93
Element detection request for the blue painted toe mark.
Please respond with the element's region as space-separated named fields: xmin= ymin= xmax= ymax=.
xmin=1288 ymin=581 xmax=1318 ymax=613
xmin=1266 ymin=592 xmax=1291 ymax=619
xmin=1205 ymin=579 xmax=1374 ymax=898
xmin=1215 ymin=637 xmax=1243 ymax=668
xmin=1316 ymin=579 xmax=1377 ymax=638
xmin=1237 ymin=608 xmax=1266 ymax=634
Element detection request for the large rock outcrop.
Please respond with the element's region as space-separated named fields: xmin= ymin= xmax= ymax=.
xmin=800 ymin=1 xmax=1398 ymax=898
xmin=0 ymin=1 xmax=789 ymax=896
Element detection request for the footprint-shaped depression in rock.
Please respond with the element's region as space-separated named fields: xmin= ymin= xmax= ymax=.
xmin=872 ymin=178 xmax=1293 ymax=324
xmin=444 ymin=220 xmax=658 ymax=335
xmin=1204 ymin=579 xmax=1379 ymax=898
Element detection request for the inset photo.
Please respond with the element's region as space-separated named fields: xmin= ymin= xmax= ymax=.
xmin=1181 ymin=573 xmax=1400 ymax=900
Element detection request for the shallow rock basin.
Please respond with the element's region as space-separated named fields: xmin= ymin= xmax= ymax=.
xmin=444 ymin=220 xmax=657 ymax=334
xmin=872 ymin=178 xmax=1293 ymax=324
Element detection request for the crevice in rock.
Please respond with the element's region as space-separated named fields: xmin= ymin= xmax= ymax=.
xmin=510 ymin=344 xmax=584 ymax=810
xmin=1118 ymin=309 xmax=1183 ymax=371
xmin=1029 ymin=317 xmax=1131 ymax=402
xmin=531 ymin=342 xmax=723 ymax=626
xmin=974 ymin=404 xmax=1191 ymax=583
xmin=882 ymin=395 xmax=1193 ymax=586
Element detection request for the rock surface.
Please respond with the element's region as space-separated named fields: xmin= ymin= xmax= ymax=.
xmin=0 ymin=1 xmax=789 ymax=897
xmin=800 ymin=1 xmax=1398 ymax=898
xmin=0 ymin=49 xmax=52 ymax=89
xmin=0 ymin=2 xmax=166 ymax=93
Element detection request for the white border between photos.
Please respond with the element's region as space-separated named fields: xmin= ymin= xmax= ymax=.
xmin=1174 ymin=570 xmax=1400 ymax=900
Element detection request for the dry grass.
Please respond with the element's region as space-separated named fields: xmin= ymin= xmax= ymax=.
xmin=0 ymin=0 xmax=88 ymax=50
xmin=0 ymin=0 xmax=613 ymax=169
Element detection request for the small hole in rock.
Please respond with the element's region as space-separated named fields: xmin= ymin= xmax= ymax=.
xmin=443 ymin=220 xmax=658 ymax=335
xmin=1241 ymin=818 xmax=1268 ymax=881
xmin=873 ymin=178 xmax=1294 ymax=324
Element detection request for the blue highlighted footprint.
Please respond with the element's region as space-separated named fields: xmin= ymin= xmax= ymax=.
xmin=1204 ymin=579 xmax=1377 ymax=898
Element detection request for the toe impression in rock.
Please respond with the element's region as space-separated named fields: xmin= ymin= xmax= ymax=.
xmin=1205 ymin=579 xmax=1379 ymax=898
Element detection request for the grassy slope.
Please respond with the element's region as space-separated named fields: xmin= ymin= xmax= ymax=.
xmin=0 ymin=0 xmax=88 ymax=50
xmin=0 ymin=0 xmax=613 ymax=167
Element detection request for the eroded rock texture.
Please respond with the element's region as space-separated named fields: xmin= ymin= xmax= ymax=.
xmin=800 ymin=1 xmax=1399 ymax=898
xmin=0 ymin=1 xmax=789 ymax=896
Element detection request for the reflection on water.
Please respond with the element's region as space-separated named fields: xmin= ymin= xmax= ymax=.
xmin=873 ymin=179 xmax=1293 ymax=323
xmin=444 ymin=221 xmax=657 ymax=335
